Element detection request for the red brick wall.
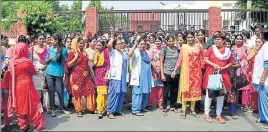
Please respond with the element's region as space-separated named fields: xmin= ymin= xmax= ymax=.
xmin=129 ymin=13 xmax=161 ymax=31
xmin=1 ymin=10 xmax=27 ymax=38
xmin=208 ymin=7 xmax=222 ymax=36
xmin=85 ymin=8 xmax=98 ymax=36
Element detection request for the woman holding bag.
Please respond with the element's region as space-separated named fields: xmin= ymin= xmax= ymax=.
xmin=231 ymin=34 xmax=251 ymax=112
xmin=203 ymin=32 xmax=233 ymax=124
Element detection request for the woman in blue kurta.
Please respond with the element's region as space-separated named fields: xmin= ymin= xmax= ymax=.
xmin=45 ymin=34 xmax=71 ymax=117
xmin=128 ymin=38 xmax=152 ymax=116
xmin=107 ymin=39 xmax=129 ymax=119
xmin=251 ymin=36 xmax=268 ymax=129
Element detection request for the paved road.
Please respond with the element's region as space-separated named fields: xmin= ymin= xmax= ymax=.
xmin=1 ymin=104 xmax=267 ymax=131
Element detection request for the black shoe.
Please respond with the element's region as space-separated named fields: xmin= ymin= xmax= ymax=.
xmin=3 ymin=125 xmax=11 ymax=131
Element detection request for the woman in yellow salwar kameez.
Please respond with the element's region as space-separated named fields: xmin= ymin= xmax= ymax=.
xmin=94 ymin=41 xmax=110 ymax=119
xmin=172 ymin=32 xmax=204 ymax=119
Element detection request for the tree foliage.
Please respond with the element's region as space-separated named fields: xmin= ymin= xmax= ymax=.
xmin=235 ymin=0 xmax=268 ymax=9
xmin=69 ymin=0 xmax=83 ymax=32
xmin=0 ymin=1 xmax=83 ymax=35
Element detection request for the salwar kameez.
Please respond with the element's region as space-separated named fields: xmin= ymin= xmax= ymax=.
xmin=148 ymin=48 xmax=163 ymax=107
xmin=253 ymin=84 xmax=268 ymax=122
xmin=176 ymin=44 xmax=203 ymax=112
xmin=12 ymin=61 xmax=45 ymax=130
xmin=94 ymin=49 xmax=110 ymax=113
xmin=107 ymin=54 xmax=127 ymax=114
xmin=66 ymin=51 xmax=96 ymax=112
xmin=132 ymin=52 xmax=151 ymax=113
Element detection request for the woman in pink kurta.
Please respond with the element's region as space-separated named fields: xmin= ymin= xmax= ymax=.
xmin=231 ymin=34 xmax=251 ymax=112
xmin=148 ymin=37 xmax=164 ymax=109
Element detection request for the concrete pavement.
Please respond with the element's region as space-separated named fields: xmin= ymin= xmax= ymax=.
xmin=1 ymin=105 xmax=267 ymax=131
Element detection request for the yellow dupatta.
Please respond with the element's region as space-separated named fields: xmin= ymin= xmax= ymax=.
xmin=94 ymin=50 xmax=105 ymax=67
xmin=178 ymin=44 xmax=190 ymax=103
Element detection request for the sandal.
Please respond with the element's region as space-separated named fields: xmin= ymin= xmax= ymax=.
xmin=97 ymin=113 xmax=103 ymax=119
xmin=77 ymin=112 xmax=83 ymax=117
xmin=190 ymin=110 xmax=200 ymax=118
xmin=180 ymin=111 xmax=186 ymax=119
xmin=216 ymin=116 xmax=225 ymax=124
xmin=61 ymin=110 xmax=71 ymax=115
xmin=204 ymin=115 xmax=213 ymax=123
xmin=107 ymin=114 xmax=115 ymax=119
xmin=253 ymin=120 xmax=264 ymax=123
xmin=231 ymin=115 xmax=238 ymax=119
xmin=170 ymin=108 xmax=179 ymax=113
xmin=162 ymin=111 xmax=168 ymax=116
xmin=264 ymin=125 xmax=268 ymax=129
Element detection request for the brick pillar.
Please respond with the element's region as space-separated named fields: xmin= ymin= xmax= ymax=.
xmin=16 ymin=10 xmax=28 ymax=36
xmin=208 ymin=7 xmax=222 ymax=36
xmin=85 ymin=8 xmax=98 ymax=36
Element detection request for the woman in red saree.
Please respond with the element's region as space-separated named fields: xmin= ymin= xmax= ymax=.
xmin=5 ymin=43 xmax=46 ymax=131
xmin=94 ymin=40 xmax=110 ymax=119
xmin=65 ymin=37 xmax=95 ymax=117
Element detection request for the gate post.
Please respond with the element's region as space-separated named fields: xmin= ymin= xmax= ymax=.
xmin=86 ymin=8 xmax=98 ymax=36
xmin=208 ymin=7 xmax=222 ymax=36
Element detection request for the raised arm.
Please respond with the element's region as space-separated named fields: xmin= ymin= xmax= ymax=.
xmin=67 ymin=51 xmax=78 ymax=68
xmin=128 ymin=42 xmax=137 ymax=57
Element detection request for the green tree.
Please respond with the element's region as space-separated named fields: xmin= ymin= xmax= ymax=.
xmin=68 ymin=0 xmax=83 ymax=33
xmin=235 ymin=0 xmax=268 ymax=9
xmin=88 ymin=0 xmax=104 ymax=10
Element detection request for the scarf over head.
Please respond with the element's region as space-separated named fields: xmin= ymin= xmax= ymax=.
xmin=8 ymin=43 xmax=31 ymax=117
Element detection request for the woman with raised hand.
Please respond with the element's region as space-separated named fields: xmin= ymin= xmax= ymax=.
xmin=65 ymin=37 xmax=96 ymax=117
xmin=106 ymin=39 xmax=129 ymax=119
xmin=128 ymin=38 xmax=153 ymax=116
xmin=251 ymin=30 xmax=268 ymax=129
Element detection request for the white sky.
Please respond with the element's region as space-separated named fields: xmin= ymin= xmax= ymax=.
xmin=59 ymin=1 xmax=195 ymax=10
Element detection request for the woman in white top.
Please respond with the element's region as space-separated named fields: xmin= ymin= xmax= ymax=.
xmin=106 ymin=39 xmax=129 ymax=119
xmin=128 ymin=38 xmax=153 ymax=116
xmin=251 ymin=30 xmax=268 ymax=129
xmin=32 ymin=33 xmax=50 ymax=113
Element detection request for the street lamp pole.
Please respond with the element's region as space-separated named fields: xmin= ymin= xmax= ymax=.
xmin=247 ymin=0 xmax=252 ymax=30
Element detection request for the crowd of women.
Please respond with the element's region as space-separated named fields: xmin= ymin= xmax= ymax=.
xmin=1 ymin=27 xmax=268 ymax=131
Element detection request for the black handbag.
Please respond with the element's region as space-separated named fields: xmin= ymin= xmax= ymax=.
xmin=233 ymin=70 xmax=249 ymax=90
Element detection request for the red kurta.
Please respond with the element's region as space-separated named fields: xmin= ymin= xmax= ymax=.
xmin=14 ymin=61 xmax=42 ymax=115
xmin=66 ymin=51 xmax=95 ymax=98
xmin=203 ymin=47 xmax=234 ymax=91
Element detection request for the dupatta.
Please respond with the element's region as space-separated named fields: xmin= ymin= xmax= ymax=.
xmin=178 ymin=44 xmax=189 ymax=103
